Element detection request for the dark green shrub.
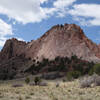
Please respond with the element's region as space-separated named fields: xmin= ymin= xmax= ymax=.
xmin=71 ymin=55 xmax=78 ymax=61
xmin=25 ymin=77 xmax=30 ymax=84
xmin=88 ymin=68 xmax=94 ymax=75
xmin=67 ymin=71 xmax=81 ymax=81
xmin=62 ymin=78 xmax=67 ymax=82
xmin=92 ymin=63 xmax=100 ymax=75
xmin=72 ymin=71 xmax=81 ymax=78
xmin=34 ymin=77 xmax=41 ymax=85
xmin=67 ymin=72 xmax=73 ymax=81
xmin=74 ymin=64 xmax=83 ymax=74
xmin=24 ymin=55 xmax=94 ymax=78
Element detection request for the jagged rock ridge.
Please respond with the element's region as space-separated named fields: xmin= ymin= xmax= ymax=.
xmin=0 ymin=38 xmax=26 ymax=62
xmin=26 ymin=24 xmax=100 ymax=62
xmin=0 ymin=23 xmax=100 ymax=62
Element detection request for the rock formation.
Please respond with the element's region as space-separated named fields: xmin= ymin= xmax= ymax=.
xmin=0 ymin=23 xmax=100 ymax=62
xmin=0 ymin=23 xmax=100 ymax=79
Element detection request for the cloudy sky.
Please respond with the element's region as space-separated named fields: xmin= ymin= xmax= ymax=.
xmin=0 ymin=0 xmax=100 ymax=49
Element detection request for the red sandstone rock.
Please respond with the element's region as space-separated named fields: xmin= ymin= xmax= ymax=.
xmin=0 ymin=24 xmax=100 ymax=62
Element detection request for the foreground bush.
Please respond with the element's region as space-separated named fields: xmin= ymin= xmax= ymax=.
xmin=92 ymin=64 xmax=100 ymax=75
xmin=67 ymin=71 xmax=81 ymax=81
xmin=34 ymin=77 xmax=41 ymax=85
xmin=66 ymin=72 xmax=73 ymax=81
xmin=25 ymin=77 xmax=30 ymax=84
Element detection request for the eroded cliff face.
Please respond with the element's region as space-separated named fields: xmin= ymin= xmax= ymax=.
xmin=0 ymin=24 xmax=100 ymax=63
xmin=0 ymin=38 xmax=27 ymax=62
xmin=29 ymin=24 xmax=100 ymax=62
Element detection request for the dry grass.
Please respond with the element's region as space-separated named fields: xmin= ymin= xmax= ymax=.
xmin=0 ymin=79 xmax=100 ymax=100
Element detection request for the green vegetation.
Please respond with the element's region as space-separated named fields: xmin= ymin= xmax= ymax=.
xmin=25 ymin=55 xmax=95 ymax=79
xmin=25 ymin=77 xmax=30 ymax=84
xmin=0 ymin=54 xmax=96 ymax=81
xmin=89 ymin=63 xmax=100 ymax=75
xmin=67 ymin=71 xmax=81 ymax=80
xmin=34 ymin=77 xmax=41 ymax=85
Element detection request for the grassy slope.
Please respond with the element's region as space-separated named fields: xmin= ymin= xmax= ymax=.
xmin=0 ymin=79 xmax=100 ymax=100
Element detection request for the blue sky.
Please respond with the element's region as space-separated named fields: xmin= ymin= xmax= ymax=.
xmin=0 ymin=0 xmax=100 ymax=49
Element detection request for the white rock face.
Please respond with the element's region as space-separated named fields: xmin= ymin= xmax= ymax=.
xmin=34 ymin=24 xmax=100 ymax=62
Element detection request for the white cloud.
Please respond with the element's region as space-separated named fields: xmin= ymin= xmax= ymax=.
xmin=40 ymin=0 xmax=48 ymax=3
xmin=0 ymin=0 xmax=77 ymax=47
xmin=15 ymin=37 xmax=25 ymax=41
xmin=0 ymin=0 xmax=76 ymax=24
xmin=0 ymin=0 xmax=100 ymax=26
xmin=73 ymin=17 xmax=90 ymax=26
xmin=0 ymin=37 xmax=7 ymax=47
xmin=53 ymin=0 xmax=76 ymax=8
xmin=0 ymin=19 xmax=24 ymax=47
xmin=0 ymin=19 xmax=13 ymax=36
xmin=0 ymin=19 xmax=13 ymax=46
xmin=53 ymin=0 xmax=76 ymax=17
xmin=69 ymin=4 xmax=100 ymax=26
xmin=0 ymin=0 xmax=48 ymax=24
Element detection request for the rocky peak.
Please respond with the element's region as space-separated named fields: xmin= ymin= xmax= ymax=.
xmin=50 ymin=23 xmax=83 ymax=32
xmin=0 ymin=38 xmax=27 ymax=61
xmin=42 ymin=24 xmax=85 ymax=41
xmin=0 ymin=23 xmax=100 ymax=62
xmin=35 ymin=24 xmax=100 ymax=62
